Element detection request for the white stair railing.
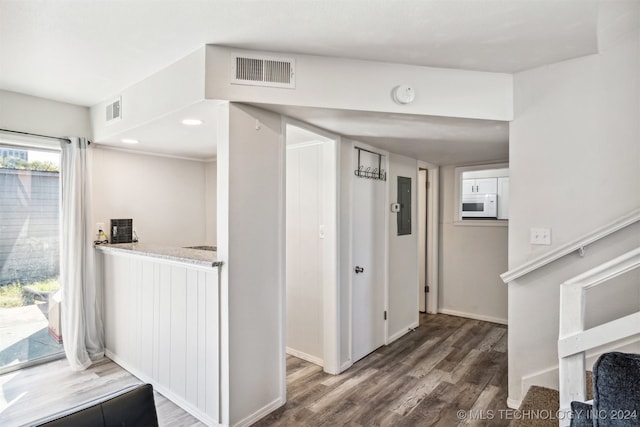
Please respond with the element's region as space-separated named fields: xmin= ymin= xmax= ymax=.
xmin=557 ymin=247 xmax=640 ymax=426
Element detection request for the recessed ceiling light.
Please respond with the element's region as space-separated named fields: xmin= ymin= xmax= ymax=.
xmin=181 ymin=119 xmax=203 ymax=126
xmin=121 ymin=138 xmax=139 ymax=144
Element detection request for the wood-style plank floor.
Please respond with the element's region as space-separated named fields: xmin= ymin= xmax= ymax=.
xmin=0 ymin=313 xmax=508 ymax=427
xmin=254 ymin=313 xmax=509 ymax=426
xmin=0 ymin=357 xmax=205 ymax=427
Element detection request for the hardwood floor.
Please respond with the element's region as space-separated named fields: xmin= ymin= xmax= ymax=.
xmin=254 ymin=313 xmax=509 ymax=426
xmin=0 ymin=313 xmax=508 ymax=427
xmin=0 ymin=357 xmax=205 ymax=427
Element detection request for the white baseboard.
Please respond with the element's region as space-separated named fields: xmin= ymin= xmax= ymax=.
xmin=388 ymin=322 xmax=419 ymax=344
xmin=106 ymin=350 xmax=220 ymax=426
xmin=507 ymin=397 xmax=521 ymax=409
xmin=286 ymin=347 xmax=323 ymax=367
xmin=438 ymin=308 xmax=508 ymax=325
xmin=233 ymin=397 xmax=284 ymax=427
xmin=340 ymin=359 xmax=353 ymax=373
xmin=514 ymin=336 xmax=640 ymax=406
xmin=521 ymin=365 xmax=560 ymax=399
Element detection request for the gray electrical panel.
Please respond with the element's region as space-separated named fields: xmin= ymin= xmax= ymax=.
xmin=397 ymin=177 xmax=411 ymax=235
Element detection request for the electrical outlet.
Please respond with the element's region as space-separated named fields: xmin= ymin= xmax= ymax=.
xmin=530 ymin=228 xmax=551 ymax=245
xmin=96 ymin=222 xmax=104 ymax=234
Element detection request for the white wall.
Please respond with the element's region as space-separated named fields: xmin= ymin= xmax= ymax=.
xmin=507 ymin=12 xmax=640 ymax=404
xmin=439 ymin=165 xmax=508 ymax=324
xmin=285 ymin=143 xmax=324 ymax=364
xmin=205 ymin=45 xmax=513 ymax=121
xmin=92 ymin=147 xmax=207 ymax=247
xmin=388 ymin=154 xmax=419 ymax=341
xmin=90 ymin=47 xmax=206 ymax=142
xmin=205 ymin=160 xmax=217 ymax=246
xmin=0 ymin=89 xmax=92 ymax=138
xmin=338 ymin=138 xmax=353 ymax=370
xmin=218 ymin=103 xmax=284 ymax=426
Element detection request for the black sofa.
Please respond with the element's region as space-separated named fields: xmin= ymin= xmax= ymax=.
xmin=30 ymin=383 xmax=159 ymax=427
xmin=570 ymin=352 xmax=640 ymax=427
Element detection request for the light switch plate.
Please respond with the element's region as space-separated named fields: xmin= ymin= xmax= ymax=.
xmin=96 ymin=222 xmax=104 ymax=234
xmin=530 ymin=228 xmax=551 ymax=245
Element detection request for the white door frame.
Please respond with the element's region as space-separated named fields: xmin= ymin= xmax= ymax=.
xmin=282 ymin=117 xmax=341 ymax=376
xmin=417 ymin=161 xmax=439 ymax=315
xmin=350 ymin=140 xmax=390 ymax=357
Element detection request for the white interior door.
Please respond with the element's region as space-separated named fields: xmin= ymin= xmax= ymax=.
xmin=352 ymin=148 xmax=386 ymax=363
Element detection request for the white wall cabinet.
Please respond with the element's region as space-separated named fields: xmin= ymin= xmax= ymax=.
xmin=463 ymin=177 xmax=498 ymax=195
xmin=100 ymin=251 xmax=219 ymax=425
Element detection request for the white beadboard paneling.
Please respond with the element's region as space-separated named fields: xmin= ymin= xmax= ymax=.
xmin=152 ymin=262 xmax=161 ymax=381
xmin=140 ymin=260 xmax=155 ymax=378
xmin=100 ymin=250 xmax=219 ymax=424
xmin=185 ymin=269 xmax=199 ymax=404
xmin=197 ymin=270 xmax=207 ymax=412
xmin=158 ymin=263 xmax=172 ymax=387
xmin=170 ymin=266 xmax=188 ymax=398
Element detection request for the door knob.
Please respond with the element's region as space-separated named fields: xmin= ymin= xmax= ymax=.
xmin=355 ymin=266 xmax=364 ymax=274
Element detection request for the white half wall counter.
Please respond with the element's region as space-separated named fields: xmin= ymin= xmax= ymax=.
xmin=96 ymin=243 xmax=221 ymax=425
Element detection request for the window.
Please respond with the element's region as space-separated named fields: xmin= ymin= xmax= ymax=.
xmin=454 ymin=163 xmax=509 ymax=225
xmin=0 ymin=143 xmax=63 ymax=373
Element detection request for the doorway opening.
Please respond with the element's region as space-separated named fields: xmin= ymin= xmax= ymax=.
xmin=419 ymin=169 xmax=428 ymax=312
xmin=284 ymin=121 xmax=339 ymax=374
xmin=0 ymin=142 xmax=64 ymax=375
xmin=417 ymin=162 xmax=439 ymax=315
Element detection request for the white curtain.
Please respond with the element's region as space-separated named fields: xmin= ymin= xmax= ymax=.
xmin=59 ymin=137 xmax=104 ymax=370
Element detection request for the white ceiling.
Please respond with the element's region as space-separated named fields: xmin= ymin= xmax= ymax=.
xmin=261 ymin=104 xmax=509 ymax=165
xmin=0 ymin=0 xmax=606 ymax=165
xmin=97 ymin=101 xmax=222 ymax=160
xmin=0 ymin=0 xmax=600 ymax=107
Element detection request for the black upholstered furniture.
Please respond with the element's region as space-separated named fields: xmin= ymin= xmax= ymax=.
xmin=570 ymin=352 xmax=640 ymax=427
xmin=32 ymin=383 xmax=159 ymax=427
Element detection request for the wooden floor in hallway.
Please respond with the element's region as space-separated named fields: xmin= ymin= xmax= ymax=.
xmin=0 ymin=314 xmax=509 ymax=427
xmin=253 ymin=313 xmax=509 ymax=427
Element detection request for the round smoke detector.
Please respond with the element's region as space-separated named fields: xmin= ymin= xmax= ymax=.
xmin=392 ymin=85 xmax=416 ymax=105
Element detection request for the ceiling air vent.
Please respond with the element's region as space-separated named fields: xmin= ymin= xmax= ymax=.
xmin=231 ymin=53 xmax=295 ymax=89
xmin=106 ymin=97 xmax=122 ymax=124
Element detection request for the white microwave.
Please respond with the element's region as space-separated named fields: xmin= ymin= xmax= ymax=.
xmin=462 ymin=193 xmax=497 ymax=219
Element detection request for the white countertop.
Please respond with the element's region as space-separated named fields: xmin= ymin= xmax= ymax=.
xmin=96 ymin=243 xmax=221 ymax=268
